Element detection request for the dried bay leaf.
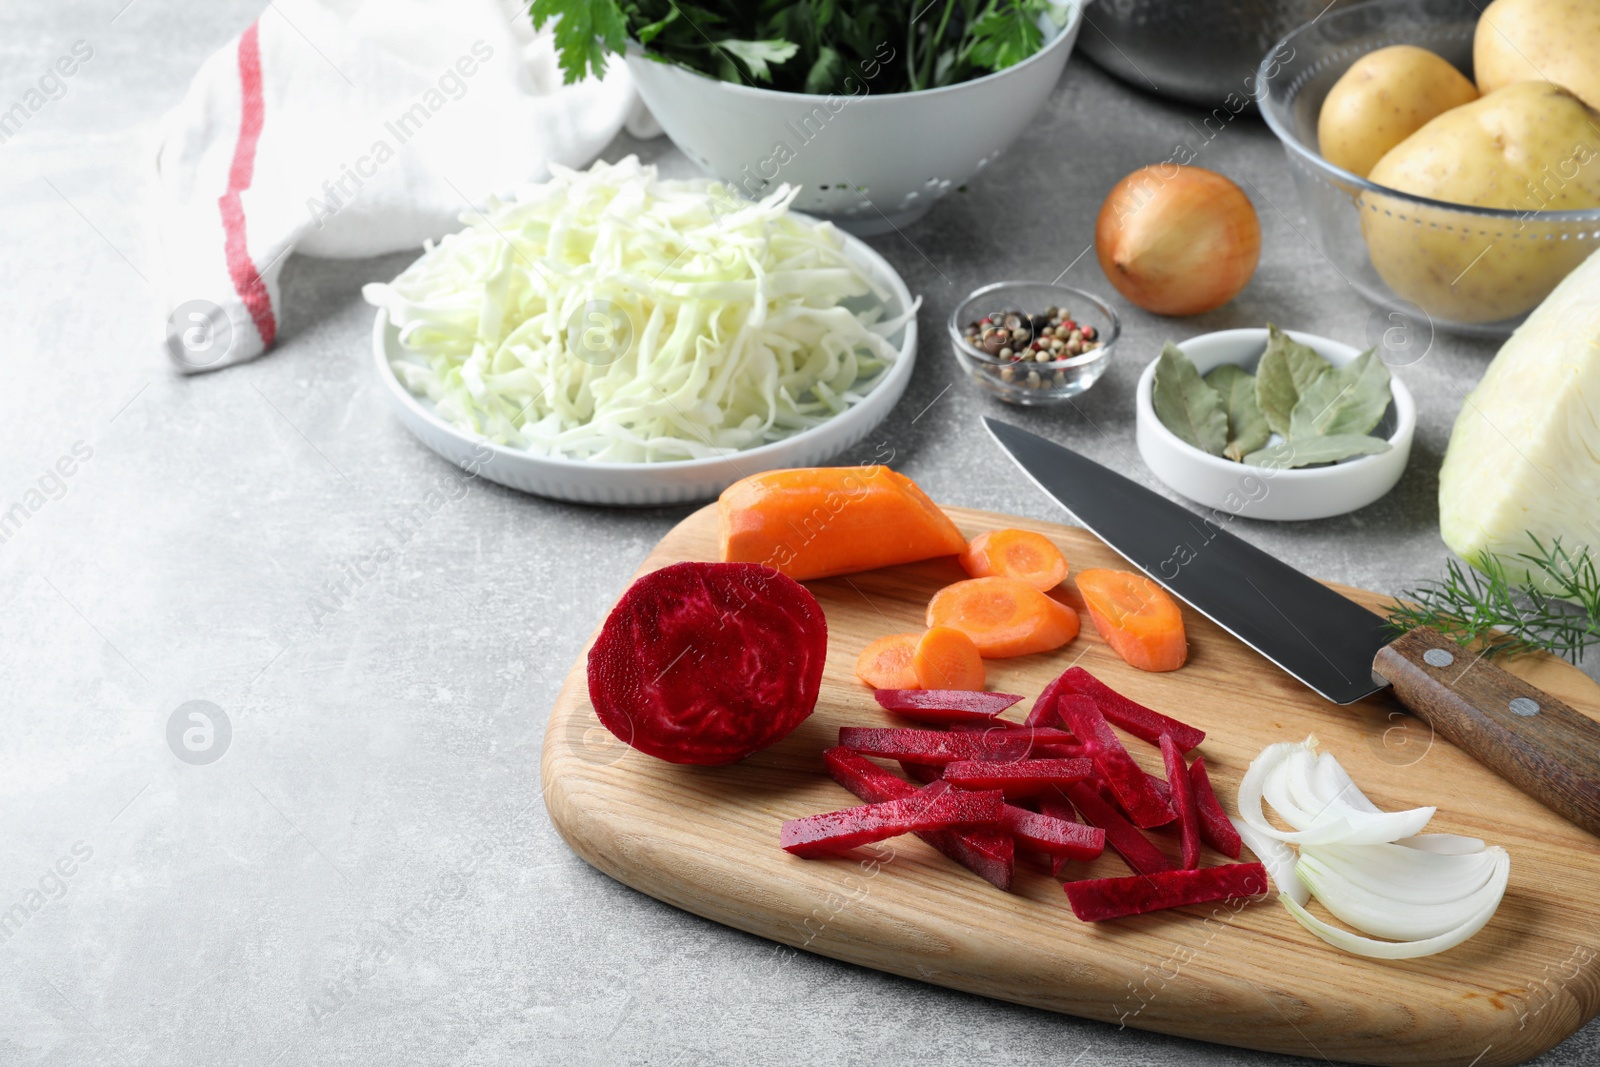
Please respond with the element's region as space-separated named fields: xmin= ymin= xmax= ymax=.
xmin=1255 ymin=324 xmax=1332 ymax=436
xmin=1205 ymin=363 xmax=1271 ymax=462
xmin=1153 ymin=343 xmax=1227 ymax=456
xmin=1289 ymin=348 xmax=1393 ymax=440
xmin=1243 ymin=433 xmax=1392 ymax=469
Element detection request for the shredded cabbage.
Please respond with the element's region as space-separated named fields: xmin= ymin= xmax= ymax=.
xmin=363 ymin=156 xmax=918 ymax=463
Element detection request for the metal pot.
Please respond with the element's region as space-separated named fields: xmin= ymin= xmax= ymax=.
xmin=1078 ymin=0 xmax=1363 ymax=105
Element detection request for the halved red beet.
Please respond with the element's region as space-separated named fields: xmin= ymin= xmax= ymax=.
xmin=780 ymin=781 xmax=1003 ymax=858
xmin=822 ymin=748 xmax=1014 ymax=888
xmin=587 ymin=561 xmax=827 ymax=765
xmin=1160 ymin=734 xmax=1202 ymax=869
xmin=1063 ymin=863 xmax=1269 ymax=921
xmin=1057 ymin=696 xmax=1174 ymax=828
xmin=874 ymin=690 xmax=1023 ymax=720
xmin=1189 ymin=756 xmax=1243 ymax=859
xmin=1060 ymin=667 xmax=1205 ymax=751
xmin=1062 ymin=783 xmax=1175 ymax=876
xmin=944 ymin=758 xmax=1094 ymax=793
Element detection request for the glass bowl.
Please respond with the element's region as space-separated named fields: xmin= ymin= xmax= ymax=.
xmin=948 ymin=281 xmax=1120 ymax=406
xmin=1257 ymin=0 xmax=1600 ymax=337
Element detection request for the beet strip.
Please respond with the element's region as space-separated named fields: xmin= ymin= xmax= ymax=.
xmin=945 ymin=758 xmax=1094 ymax=792
xmin=1147 ymin=771 xmax=1172 ymax=805
xmin=1057 ymin=696 xmax=1175 ymax=828
xmin=1189 ymin=756 xmax=1243 ymax=859
xmin=1024 ymin=670 xmax=1073 ymax=727
xmin=874 ymin=690 xmax=1023 ymax=717
xmin=1159 ymin=734 xmax=1202 ymax=869
xmin=899 ymin=760 xmax=942 ymax=784
xmin=1002 ymin=804 xmax=1105 ymax=861
xmin=1060 ymin=667 xmax=1205 ymax=751
xmin=1039 ymin=792 xmax=1096 ymax=877
xmin=781 ymin=781 xmax=1004 ymax=858
xmin=823 ymin=747 xmax=1015 ymax=889
xmin=1063 ymin=782 xmax=1175 ymax=876
xmin=880 ymin=705 xmax=1010 ymax=727
xmin=840 ymin=726 xmax=1065 ymax=765
xmin=1063 ymin=863 xmax=1269 ymax=921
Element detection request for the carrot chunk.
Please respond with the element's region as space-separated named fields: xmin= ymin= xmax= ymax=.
xmin=959 ymin=528 xmax=1069 ymax=590
xmin=1075 ymin=569 xmax=1188 ymax=672
xmin=926 ymin=576 xmax=1080 ymax=658
xmin=719 ymin=466 xmax=968 ymax=581
xmin=856 ymin=633 xmax=921 ymax=689
xmin=913 ymin=626 xmax=985 ymax=691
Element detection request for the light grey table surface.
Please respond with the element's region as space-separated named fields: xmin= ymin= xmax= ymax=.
xmin=3 ymin=3 xmax=1595 ymax=1066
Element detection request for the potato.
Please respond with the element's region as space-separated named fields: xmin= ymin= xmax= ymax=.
xmin=1317 ymin=46 xmax=1477 ymax=178
xmin=1361 ymin=81 xmax=1600 ymax=323
xmin=1475 ymin=0 xmax=1600 ymax=111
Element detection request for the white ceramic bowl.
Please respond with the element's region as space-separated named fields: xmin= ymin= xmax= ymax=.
xmin=624 ymin=6 xmax=1083 ymax=235
xmin=373 ymin=226 xmax=917 ymax=507
xmin=1135 ymin=328 xmax=1414 ymax=522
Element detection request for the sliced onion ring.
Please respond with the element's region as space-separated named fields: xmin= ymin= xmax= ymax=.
xmin=1231 ymin=815 xmax=1310 ymax=907
xmin=1296 ymin=847 xmax=1509 ymax=940
xmin=1278 ymin=850 xmax=1510 ymax=960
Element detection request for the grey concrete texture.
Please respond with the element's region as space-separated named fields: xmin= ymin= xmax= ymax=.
xmin=1 ymin=3 xmax=1595 ymax=1066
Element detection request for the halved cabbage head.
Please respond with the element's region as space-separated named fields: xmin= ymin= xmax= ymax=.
xmin=1438 ymin=246 xmax=1600 ymax=588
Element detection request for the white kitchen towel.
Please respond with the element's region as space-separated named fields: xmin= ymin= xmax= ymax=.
xmin=154 ymin=0 xmax=643 ymax=372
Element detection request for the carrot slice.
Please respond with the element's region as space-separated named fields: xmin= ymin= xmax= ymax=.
xmin=960 ymin=528 xmax=1068 ymax=590
xmin=719 ymin=466 xmax=968 ymax=581
xmin=913 ymin=626 xmax=985 ymax=691
xmin=1075 ymin=568 xmax=1188 ymax=672
xmin=925 ymin=576 xmax=1080 ymax=658
xmin=855 ymin=633 xmax=921 ymax=689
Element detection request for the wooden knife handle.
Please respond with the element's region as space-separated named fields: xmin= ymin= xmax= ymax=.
xmin=1375 ymin=626 xmax=1600 ymax=838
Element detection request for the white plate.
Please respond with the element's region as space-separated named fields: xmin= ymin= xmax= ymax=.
xmin=1134 ymin=328 xmax=1415 ymax=522
xmin=372 ymin=226 xmax=917 ymax=506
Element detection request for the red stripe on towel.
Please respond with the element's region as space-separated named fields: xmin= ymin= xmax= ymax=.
xmin=217 ymin=21 xmax=276 ymax=349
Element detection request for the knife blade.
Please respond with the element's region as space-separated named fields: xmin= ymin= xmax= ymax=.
xmin=985 ymin=416 xmax=1600 ymax=838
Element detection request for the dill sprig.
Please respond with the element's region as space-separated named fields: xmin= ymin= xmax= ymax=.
xmin=1387 ymin=535 xmax=1600 ymax=664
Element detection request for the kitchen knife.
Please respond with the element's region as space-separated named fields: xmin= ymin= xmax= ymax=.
xmin=985 ymin=416 xmax=1600 ymax=838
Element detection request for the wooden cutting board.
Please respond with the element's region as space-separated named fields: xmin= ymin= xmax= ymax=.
xmin=541 ymin=505 xmax=1600 ymax=1066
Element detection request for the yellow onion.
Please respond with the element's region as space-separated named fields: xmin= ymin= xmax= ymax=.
xmin=1095 ymin=165 xmax=1261 ymax=317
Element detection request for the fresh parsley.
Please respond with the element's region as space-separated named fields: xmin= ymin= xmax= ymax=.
xmin=528 ymin=0 xmax=1069 ymax=94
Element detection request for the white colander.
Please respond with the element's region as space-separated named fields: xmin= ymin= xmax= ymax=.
xmin=625 ymin=7 xmax=1084 ymax=235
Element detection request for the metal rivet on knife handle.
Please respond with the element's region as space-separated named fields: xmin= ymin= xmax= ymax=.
xmin=1374 ymin=626 xmax=1600 ymax=838
xmin=1423 ymin=648 xmax=1454 ymax=667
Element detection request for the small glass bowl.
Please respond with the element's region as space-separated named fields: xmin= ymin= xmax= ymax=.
xmin=948 ymin=281 xmax=1121 ymax=406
